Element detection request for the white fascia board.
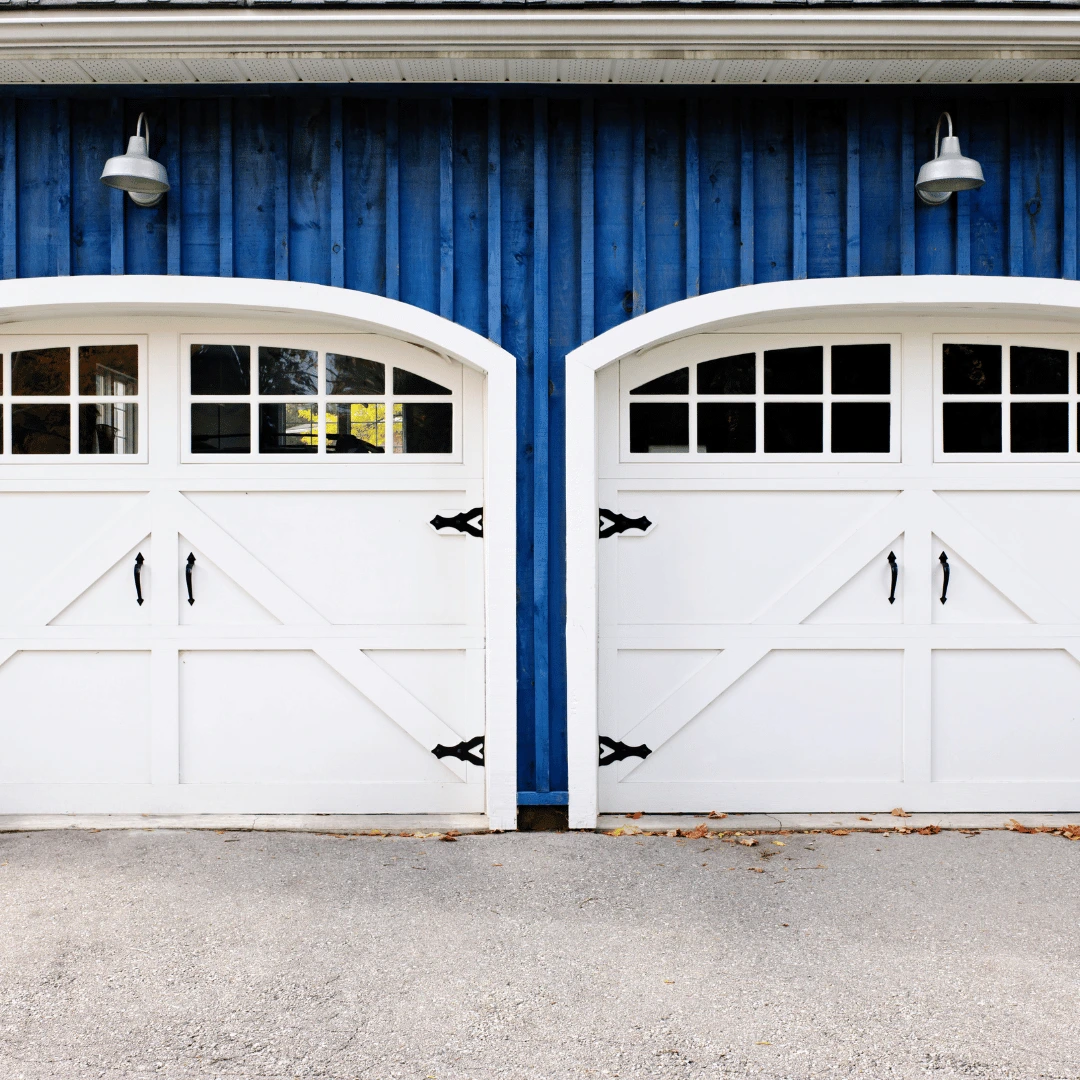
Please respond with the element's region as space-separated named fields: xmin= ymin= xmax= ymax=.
xmin=3 ymin=10 xmax=1080 ymax=61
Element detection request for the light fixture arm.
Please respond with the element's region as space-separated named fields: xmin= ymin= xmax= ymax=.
xmin=916 ymin=108 xmax=984 ymax=206
xmin=933 ymin=112 xmax=954 ymax=160
xmin=135 ymin=112 xmax=150 ymax=148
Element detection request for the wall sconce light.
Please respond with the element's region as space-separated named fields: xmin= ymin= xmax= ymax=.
xmin=99 ymin=112 xmax=170 ymax=207
xmin=916 ymin=111 xmax=985 ymax=206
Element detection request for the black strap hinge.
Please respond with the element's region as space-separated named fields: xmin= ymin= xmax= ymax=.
xmin=599 ymin=508 xmax=652 ymax=539
xmin=599 ymin=736 xmax=652 ymax=766
xmin=433 ymin=735 xmax=485 ymax=767
xmin=431 ymin=507 xmax=484 ymax=538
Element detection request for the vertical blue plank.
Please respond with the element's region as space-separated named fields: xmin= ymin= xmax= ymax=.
xmin=56 ymin=98 xmax=70 ymax=276
xmin=3 ymin=98 xmax=17 ymax=279
xmin=914 ymin=100 xmax=955 ymax=275
xmin=846 ymin=97 xmax=860 ymax=277
xmin=70 ymin=98 xmax=112 ymax=276
xmin=399 ymin=99 xmax=439 ymax=313
xmin=753 ymin=98 xmax=791 ymax=283
xmin=110 ymin=98 xmax=124 ymax=275
xmin=166 ymin=99 xmax=180 ymax=276
xmin=18 ymin=99 xmax=53 ymax=277
xmin=218 ymin=97 xmax=233 ymax=278
xmin=739 ymin=99 xmax=754 ymax=285
xmin=859 ymin=98 xmax=901 ymax=277
xmin=580 ymin=97 xmax=594 ymax=341
xmin=594 ymin=98 xmax=631 ymax=334
xmin=806 ymin=99 xmax=844 ymax=280
xmin=274 ymin=99 xmax=289 ymax=281
xmin=452 ymin=97 xmax=486 ymax=335
xmin=343 ymin=98 xmax=386 ymax=296
xmin=632 ymin=98 xmax=646 ymax=316
xmin=685 ymin=97 xmax=699 ymax=298
xmin=900 ymin=98 xmax=914 ymax=275
xmin=180 ymin=98 xmax=219 ymax=277
xmin=330 ymin=96 xmax=344 ymax=288
xmin=232 ymin=97 xmax=274 ymax=281
xmin=644 ymin=99 xmax=683 ymax=312
xmin=969 ymin=95 xmax=1007 ymax=276
xmin=439 ymin=97 xmax=454 ymax=321
xmin=1021 ymin=96 xmax=1062 ymax=279
xmin=288 ymin=97 xmax=330 ymax=286
xmin=123 ymin=102 xmax=167 ymax=275
xmin=385 ymin=98 xmax=399 ymax=300
xmin=1064 ymin=94 xmax=1076 ymax=281
xmin=1009 ymin=98 xmax=1024 ymax=276
xmin=699 ymin=97 xmax=739 ymax=293
xmin=532 ymin=96 xmax=550 ymax=795
xmin=487 ymin=97 xmax=501 ymax=344
xmin=955 ymin=102 xmax=971 ymax=276
xmin=792 ymin=98 xmax=807 ymax=280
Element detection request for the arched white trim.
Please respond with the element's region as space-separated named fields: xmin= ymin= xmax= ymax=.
xmin=0 ymin=276 xmax=518 ymax=831
xmin=564 ymin=275 xmax=1080 ymax=828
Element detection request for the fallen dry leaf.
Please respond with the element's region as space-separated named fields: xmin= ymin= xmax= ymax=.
xmin=858 ymin=816 xmax=872 ymax=821
xmin=1062 ymin=825 xmax=1080 ymax=840
xmin=890 ymin=807 xmax=911 ymax=818
xmin=663 ymin=979 xmax=675 ymax=984
xmin=440 ymin=830 xmax=459 ymax=842
xmin=1006 ymin=818 xmax=1035 ymax=833
xmin=737 ymin=838 xmax=758 ymax=847
xmin=830 ymin=829 xmax=851 ymax=836
xmin=894 ymin=826 xmax=914 ymax=834
xmin=683 ymin=824 xmax=709 ymax=840
xmin=772 ymin=841 xmax=785 ymax=847
xmin=756 ymin=1041 xmax=772 ymax=1046
xmin=917 ymin=825 xmax=941 ymax=836
xmin=666 ymin=830 xmax=679 ymax=837
xmin=604 ymin=828 xmax=625 ymax=837
xmin=748 ymin=867 xmax=765 ymax=873
xmin=708 ymin=811 xmax=728 ymax=819
xmin=626 ymin=812 xmax=643 ymax=819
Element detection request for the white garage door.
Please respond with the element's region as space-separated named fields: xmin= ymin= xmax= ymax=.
xmin=0 ymin=330 xmax=488 ymax=814
xmin=597 ymin=330 xmax=1080 ymax=813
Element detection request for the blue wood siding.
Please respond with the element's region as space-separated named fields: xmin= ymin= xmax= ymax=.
xmin=0 ymin=87 xmax=1076 ymax=803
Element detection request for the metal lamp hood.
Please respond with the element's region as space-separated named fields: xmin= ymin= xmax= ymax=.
xmin=99 ymin=113 xmax=169 ymax=207
xmin=916 ymin=111 xmax=985 ymax=206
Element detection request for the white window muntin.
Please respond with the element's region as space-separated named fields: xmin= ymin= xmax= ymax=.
xmin=0 ymin=335 xmax=148 ymax=463
xmin=179 ymin=334 xmax=463 ymax=464
xmin=620 ymin=333 xmax=901 ymax=463
xmin=933 ymin=334 xmax=1080 ymax=463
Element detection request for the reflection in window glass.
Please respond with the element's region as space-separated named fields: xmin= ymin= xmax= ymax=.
xmin=697 ymin=355 xmax=754 ymax=395
xmin=259 ymin=347 xmax=318 ymax=395
xmin=629 ymin=403 xmax=689 ymax=453
xmin=191 ymin=403 xmax=251 ymax=453
xmin=697 ymin=403 xmax=755 ymax=452
xmin=392 ymin=367 xmax=451 ymax=395
xmin=764 ymin=403 xmax=823 ymax=453
xmin=259 ymin=403 xmax=318 ymax=453
xmin=327 ymin=402 xmax=384 ymax=453
xmin=79 ymin=345 xmax=138 ymax=396
xmin=1011 ymin=402 xmax=1068 ymax=452
xmin=327 ymin=354 xmax=384 ymax=395
xmin=630 ymin=368 xmax=689 ymax=395
xmin=1010 ymin=346 xmax=1068 ymax=395
xmin=12 ymin=404 xmax=70 ymax=454
xmin=831 ymin=403 xmax=890 ymax=453
xmin=943 ymin=344 xmax=1001 ymax=394
xmin=79 ymin=403 xmax=137 ymax=454
xmin=191 ymin=344 xmax=250 ymax=396
xmin=393 ymin=402 xmax=452 ymax=453
xmin=12 ymin=348 xmax=70 ymax=396
xmin=764 ymin=347 xmax=823 ymax=394
xmin=942 ymin=402 xmax=1001 ymax=453
xmin=831 ymin=344 xmax=890 ymax=394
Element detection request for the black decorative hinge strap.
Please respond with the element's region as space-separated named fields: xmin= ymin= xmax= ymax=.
xmin=431 ymin=507 xmax=484 ymax=538
xmin=433 ymin=735 xmax=485 ymax=767
xmin=598 ymin=508 xmax=652 ymax=539
xmin=598 ymin=736 xmax=652 ymax=766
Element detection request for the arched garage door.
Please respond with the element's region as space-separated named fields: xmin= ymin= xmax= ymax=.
xmin=0 ymin=279 xmax=516 ymax=825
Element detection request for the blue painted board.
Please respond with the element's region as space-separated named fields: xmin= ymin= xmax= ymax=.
xmin=398 ymin=98 xmax=440 ymax=314
xmin=644 ymin=99 xmax=685 ymax=311
xmin=805 ymin=98 xmax=844 ymax=280
xmin=180 ymin=98 xmax=220 ymax=278
xmin=70 ymin=98 xmax=113 ymax=276
xmin=452 ymin=97 xmax=486 ymax=336
xmin=698 ymin=96 xmax=739 ymax=293
xmin=343 ymin=98 xmax=386 ymax=296
xmin=594 ymin=98 xmax=632 ymax=334
xmin=232 ymin=97 xmax=275 ymax=281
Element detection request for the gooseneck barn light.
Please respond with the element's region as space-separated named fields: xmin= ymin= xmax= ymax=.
xmin=99 ymin=113 xmax=170 ymax=207
xmin=916 ymin=111 xmax=985 ymax=206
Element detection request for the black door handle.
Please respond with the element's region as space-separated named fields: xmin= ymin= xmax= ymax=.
xmin=133 ymin=552 xmax=145 ymax=606
xmin=939 ymin=551 xmax=950 ymax=604
xmin=185 ymin=552 xmax=196 ymax=606
xmin=887 ymin=551 xmax=898 ymax=605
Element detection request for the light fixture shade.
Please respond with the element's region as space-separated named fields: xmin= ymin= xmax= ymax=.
xmin=916 ymin=135 xmax=985 ymax=194
xmin=100 ymin=115 xmax=170 ymax=207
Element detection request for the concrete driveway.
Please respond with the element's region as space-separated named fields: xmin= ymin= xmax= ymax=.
xmin=0 ymin=827 xmax=1077 ymax=1079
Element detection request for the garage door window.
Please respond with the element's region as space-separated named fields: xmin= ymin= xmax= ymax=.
xmin=625 ymin=342 xmax=896 ymax=459
xmin=0 ymin=340 xmax=144 ymax=459
xmin=184 ymin=340 xmax=459 ymax=461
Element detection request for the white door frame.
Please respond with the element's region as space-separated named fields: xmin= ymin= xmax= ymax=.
xmin=0 ymin=275 xmax=518 ymax=830
xmin=565 ymin=275 xmax=1080 ymax=829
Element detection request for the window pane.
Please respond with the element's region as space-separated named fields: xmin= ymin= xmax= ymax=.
xmin=394 ymin=402 xmax=452 ymax=453
xmin=12 ymin=348 xmax=69 ymax=396
xmin=326 ymin=402 xmax=384 ymax=453
xmin=697 ymin=354 xmax=755 ymax=395
xmin=942 ymin=402 xmax=1001 ymax=453
xmin=259 ymin=403 xmax=318 ymax=453
xmin=191 ymin=345 xmax=250 ymax=396
xmin=258 ymin=347 xmax=318 ymax=395
xmin=11 ymin=404 xmax=70 ymax=454
xmin=831 ymin=403 xmax=890 ymax=453
xmin=191 ymin=403 xmax=250 ymax=453
xmin=327 ymin=353 xmax=384 ymax=395
xmin=629 ymin=403 xmax=688 ymax=453
xmin=697 ymin=403 xmax=755 ymax=452
xmin=1010 ymin=346 xmax=1068 ymax=394
xmin=79 ymin=345 xmax=138 ymax=396
xmin=764 ymin=346 xmax=823 ymax=394
xmin=942 ymin=343 xmax=1001 ymax=394
xmin=629 ymin=368 xmax=689 ymax=395
xmin=1010 ymin=402 xmax=1068 ymax=452
xmin=764 ymin=403 xmax=823 ymax=452
xmin=79 ymin=403 xmax=138 ymax=455
xmin=392 ymin=368 xmax=451 ymax=395
xmin=831 ymin=344 xmax=891 ymax=394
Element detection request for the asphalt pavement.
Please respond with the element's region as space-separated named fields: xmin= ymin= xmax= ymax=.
xmin=0 ymin=827 xmax=1077 ymax=1079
